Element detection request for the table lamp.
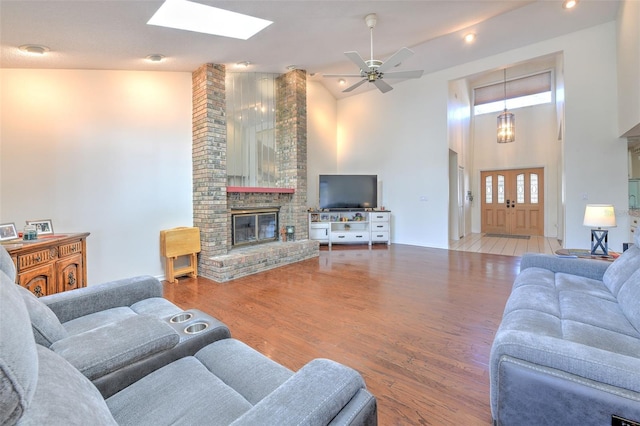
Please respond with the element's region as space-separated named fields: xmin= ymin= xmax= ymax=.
xmin=583 ymin=204 xmax=616 ymax=255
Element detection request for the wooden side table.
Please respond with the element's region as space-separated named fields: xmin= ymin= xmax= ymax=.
xmin=2 ymin=232 xmax=90 ymax=297
xmin=160 ymin=227 xmax=200 ymax=284
xmin=555 ymin=248 xmax=617 ymax=262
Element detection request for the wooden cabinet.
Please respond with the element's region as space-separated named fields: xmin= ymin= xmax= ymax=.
xmin=3 ymin=233 xmax=89 ymax=297
xmin=308 ymin=211 xmax=390 ymax=247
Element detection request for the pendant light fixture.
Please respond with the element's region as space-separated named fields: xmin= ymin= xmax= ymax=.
xmin=497 ymin=68 xmax=515 ymax=143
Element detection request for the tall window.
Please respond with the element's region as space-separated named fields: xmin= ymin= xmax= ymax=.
xmin=226 ymin=73 xmax=278 ymax=187
xmin=473 ymin=71 xmax=552 ymax=115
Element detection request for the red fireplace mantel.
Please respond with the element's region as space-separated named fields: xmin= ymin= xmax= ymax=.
xmin=227 ymin=186 xmax=295 ymax=194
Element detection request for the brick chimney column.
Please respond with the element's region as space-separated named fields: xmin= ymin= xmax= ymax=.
xmin=192 ymin=64 xmax=228 ymax=277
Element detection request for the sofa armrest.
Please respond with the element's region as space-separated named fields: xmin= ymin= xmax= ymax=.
xmin=520 ymin=253 xmax=609 ymax=281
xmin=41 ymin=275 xmax=163 ymax=322
xmin=231 ymin=359 xmax=372 ymax=426
xmin=50 ymin=314 xmax=179 ymax=380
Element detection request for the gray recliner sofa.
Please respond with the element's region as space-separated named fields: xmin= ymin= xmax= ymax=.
xmin=490 ymin=232 xmax=640 ymax=425
xmin=0 ymin=245 xmax=230 ymax=397
xmin=0 ymin=268 xmax=377 ymax=425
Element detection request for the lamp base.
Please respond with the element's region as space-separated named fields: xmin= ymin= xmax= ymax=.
xmin=590 ymin=228 xmax=609 ymax=256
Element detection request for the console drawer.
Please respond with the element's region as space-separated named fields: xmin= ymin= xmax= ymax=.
xmin=371 ymin=231 xmax=389 ymax=242
xmin=371 ymin=222 xmax=389 ymax=232
xmin=370 ymin=212 xmax=390 ymax=222
xmin=18 ymin=249 xmax=55 ymax=271
xmin=59 ymin=241 xmax=82 ymax=258
xmin=331 ymin=232 xmax=369 ymax=243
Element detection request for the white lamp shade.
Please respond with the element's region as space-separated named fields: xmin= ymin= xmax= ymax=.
xmin=583 ymin=204 xmax=616 ymax=228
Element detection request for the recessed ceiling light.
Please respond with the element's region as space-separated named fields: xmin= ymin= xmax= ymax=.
xmin=146 ymin=54 xmax=165 ymax=62
xmin=562 ymin=0 xmax=578 ymax=9
xmin=286 ymin=65 xmax=298 ymax=71
xmin=19 ymin=44 xmax=49 ymax=55
xmin=464 ymin=33 xmax=476 ymax=43
xmin=338 ymin=79 xmax=346 ymax=85
xmin=147 ymin=0 xmax=272 ymax=40
xmin=235 ymin=61 xmax=251 ymax=68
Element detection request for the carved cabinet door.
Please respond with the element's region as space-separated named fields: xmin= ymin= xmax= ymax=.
xmin=56 ymin=253 xmax=83 ymax=293
xmin=17 ymin=263 xmax=55 ymax=297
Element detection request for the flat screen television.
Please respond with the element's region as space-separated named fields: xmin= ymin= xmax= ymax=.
xmin=319 ymin=174 xmax=377 ymax=210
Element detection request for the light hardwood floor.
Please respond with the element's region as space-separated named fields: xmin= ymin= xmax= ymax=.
xmin=162 ymin=244 xmax=528 ymax=425
xmin=449 ymin=232 xmax=562 ymax=256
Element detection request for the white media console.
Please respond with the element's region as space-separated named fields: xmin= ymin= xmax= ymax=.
xmin=308 ymin=211 xmax=390 ymax=247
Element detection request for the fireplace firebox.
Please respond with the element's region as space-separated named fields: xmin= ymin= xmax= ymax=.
xmin=231 ymin=208 xmax=279 ymax=247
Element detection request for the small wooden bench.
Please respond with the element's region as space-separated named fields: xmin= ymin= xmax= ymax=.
xmin=160 ymin=227 xmax=200 ymax=284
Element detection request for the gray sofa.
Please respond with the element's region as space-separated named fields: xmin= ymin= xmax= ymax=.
xmin=490 ymin=232 xmax=640 ymax=425
xmin=0 ymin=245 xmax=230 ymax=397
xmin=0 ymin=259 xmax=377 ymax=425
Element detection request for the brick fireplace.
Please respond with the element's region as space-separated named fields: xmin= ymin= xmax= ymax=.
xmin=192 ymin=64 xmax=318 ymax=282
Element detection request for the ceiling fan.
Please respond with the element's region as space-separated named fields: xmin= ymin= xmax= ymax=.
xmin=323 ymin=13 xmax=424 ymax=94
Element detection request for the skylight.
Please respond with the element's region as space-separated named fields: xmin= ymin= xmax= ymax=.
xmin=147 ymin=0 xmax=273 ymax=40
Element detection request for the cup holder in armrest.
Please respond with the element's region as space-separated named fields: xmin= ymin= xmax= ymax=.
xmin=170 ymin=312 xmax=194 ymax=323
xmin=184 ymin=322 xmax=209 ymax=334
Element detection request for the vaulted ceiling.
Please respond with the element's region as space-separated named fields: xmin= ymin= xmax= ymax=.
xmin=0 ymin=1 xmax=621 ymax=98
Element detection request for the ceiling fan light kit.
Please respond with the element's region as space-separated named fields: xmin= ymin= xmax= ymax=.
xmin=323 ymin=13 xmax=424 ymax=94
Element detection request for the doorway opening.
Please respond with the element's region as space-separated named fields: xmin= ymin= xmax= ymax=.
xmin=480 ymin=167 xmax=544 ymax=236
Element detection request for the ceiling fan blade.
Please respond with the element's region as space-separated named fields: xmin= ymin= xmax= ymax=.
xmin=380 ymin=70 xmax=424 ymax=79
xmin=377 ymin=47 xmax=414 ymax=73
xmin=343 ymin=79 xmax=368 ymax=92
xmin=345 ymin=51 xmax=371 ymax=71
xmin=322 ymin=73 xmax=363 ymax=78
xmin=373 ymin=79 xmax=393 ymax=93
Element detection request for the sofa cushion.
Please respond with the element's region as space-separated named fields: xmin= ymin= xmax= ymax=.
xmin=17 ymin=346 xmax=118 ymax=426
xmin=195 ymin=338 xmax=293 ymax=405
xmin=51 ymin=315 xmax=180 ymax=380
xmin=602 ymin=245 xmax=640 ymax=296
xmin=130 ymin=297 xmax=183 ymax=318
xmin=106 ymin=356 xmax=253 ymax=425
xmin=0 ymin=246 xmax=16 ymax=280
xmin=0 ymin=271 xmax=38 ymax=426
xmin=231 ymin=358 xmax=367 ymax=426
xmin=616 ymin=268 xmax=640 ymax=333
xmin=16 ymin=285 xmax=69 ymax=347
xmin=62 ymin=306 xmax=137 ymax=335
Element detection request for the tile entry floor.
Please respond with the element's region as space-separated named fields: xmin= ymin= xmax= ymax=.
xmin=449 ymin=232 xmax=562 ymax=256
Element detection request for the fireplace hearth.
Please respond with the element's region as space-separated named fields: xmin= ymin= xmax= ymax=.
xmin=231 ymin=208 xmax=279 ymax=247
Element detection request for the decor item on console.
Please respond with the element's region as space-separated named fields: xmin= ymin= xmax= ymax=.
xmin=0 ymin=222 xmax=18 ymax=241
xmin=26 ymin=218 xmax=54 ymax=235
xmin=490 ymin=231 xmax=640 ymax=425
xmin=583 ymin=204 xmax=616 ymax=255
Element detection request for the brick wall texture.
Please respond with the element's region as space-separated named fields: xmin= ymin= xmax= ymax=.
xmin=192 ymin=65 xmax=316 ymax=282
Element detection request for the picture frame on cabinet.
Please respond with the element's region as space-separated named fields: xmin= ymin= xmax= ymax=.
xmin=26 ymin=219 xmax=54 ymax=235
xmin=0 ymin=223 xmax=18 ymax=241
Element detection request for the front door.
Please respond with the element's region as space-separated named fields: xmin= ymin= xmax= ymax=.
xmin=481 ymin=168 xmax=544 ymax=236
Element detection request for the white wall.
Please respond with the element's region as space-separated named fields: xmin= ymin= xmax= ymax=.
xmin=562 ymin=22 xmax=628 ymax=249
xmin=337 ymin=74 xmax=450 ymax=248
xmin=336 ymin=21 xmax=628 ymax=251
xmin=617 ymin=0 xmax=640 ymax=137
xmin=472 ymin=102 xmax=559 ymax=237
xmin=306 ymin=80 xmax=338 ymax=208
xmin=0 ymin=69 xmax=193 ymax=284
xmin=447 ymin=79 xmax=472 ymax=239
